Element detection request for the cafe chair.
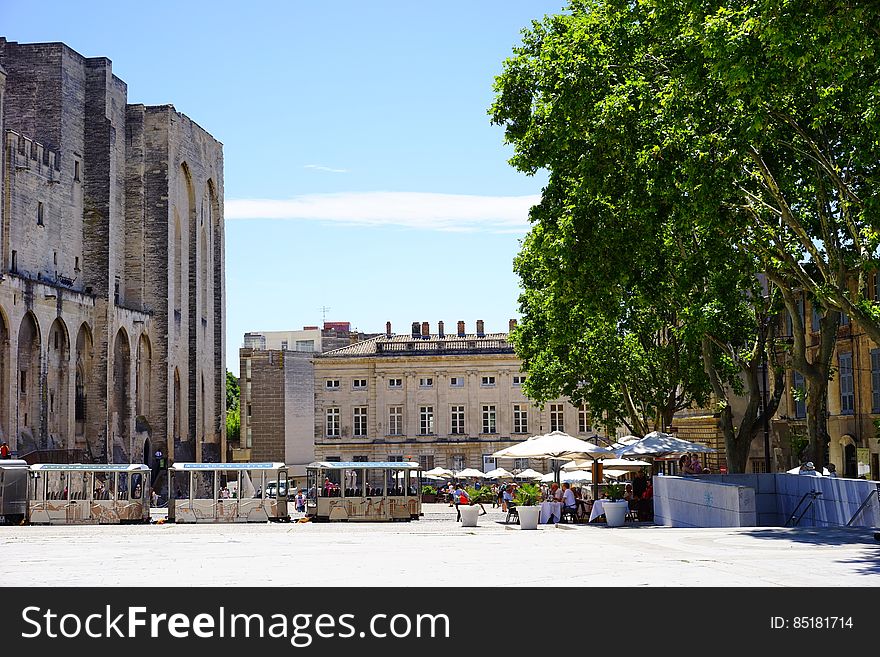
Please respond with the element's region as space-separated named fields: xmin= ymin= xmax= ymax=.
xmin=505 ymin=503 xmax=519 ymax=525
xmin=561 ymin=506 xmax=578 ymax=524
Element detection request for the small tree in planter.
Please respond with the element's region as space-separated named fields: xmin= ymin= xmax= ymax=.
xmin=602 ymin=482 xmax=629 ymax=527
xmin=605 ymin=483 xmax=625 ymax=502
xmin=513 ymin=483 xmax=542 ymax=529
xmin=421 ymin=485 xmax=438 ymax=504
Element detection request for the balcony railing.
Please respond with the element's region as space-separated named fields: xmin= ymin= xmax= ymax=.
xmin=375 ymin=339 xmax=513 ymax=356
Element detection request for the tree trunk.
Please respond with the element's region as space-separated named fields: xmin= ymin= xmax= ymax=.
xmin=804 ymin=378 xmax=830 ymax=470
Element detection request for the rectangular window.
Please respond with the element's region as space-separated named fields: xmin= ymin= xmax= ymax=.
xmin=840 ymin=312 xmax=850 ymax=327
xmin=326 ymin=408 xmax=340 ymax=437
xmin=578 ymin=404 xmax=591 ymax=433
xmin=792 ymin=371 xmax=806 ymax=419
xmin=246 ymin=403 xmax=252 ymax=418
xmin=839 ymin=352 xmax=854 ymax=414
xmin=482 ymin=455 xmax=496 ymax=473
xmin=419 ymin=377 xmax=433 ymax=388
xmin=326 ymin=379 xmax=340 ymax=390
xmin=514 ymin=458 xmax=529 ymax=471
xmin=295 ymin=340 xmax=314 ymax=352
xmin=481 ymin=376 xmax=496 ymax=387
xmin=750 ymin=459 xmax=768 ymax=474
xmin=11 ymin=250 xmax=16 ymax=273
xmin=353 ymin=406 xmax=368 ymax=437
xmin=37 ymin=202 xmax=44 ymax=226
xmin=550 ymin=404 xmax=564 ymax=432
xmin=512 ymin=375 xmax=526 ymax=386
xmin=449 ymin=377 xmax=464 ymax=387
xmin=872 ymin=349 xmax=880 ymax=413
xmin=353 ymin=379 xmax=368 ymax=390
xmin=450 ymin=405 xmax=465 ymax=435
xmin=388 ymin=378 xmax=403 ymax=389
xmin=482 ymin=405 xmax=497 ymax=434
xmin=280 ymin=340 xmax=288 ymax=351
xmin=451 ymin=454 xmax=466 ymax=472
xmin=420 ymin=406 xmax=435 ymax=435
xmin=388 ymin=455 xmax=404 ymax=462
xmin=388 ymin=406 xmax=403 ymax=436
xmin=75 ymin=256 xmax=80 ymax=272
xmin=419 ymin=455 xmax=435 ymax=471
xmin=353 ymin=455 xmax=369 ymax=462
xmin=74 ymin=160 xmax=81 ymax=182
xmin=513 ymin=404 xmax=528 ymax=433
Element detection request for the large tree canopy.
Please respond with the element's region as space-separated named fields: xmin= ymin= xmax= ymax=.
xmin=488 ymin=0 xmax=879 ymax=470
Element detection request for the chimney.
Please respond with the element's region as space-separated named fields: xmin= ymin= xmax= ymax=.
xmin=476 ymin=319 xmax=485 ymax=337
xmin=438 ymin=321 xmax=445 ymax=338
xmin=386 ymin=321 xmax=392 ymax=338
xmin=509 ymin=318 xmax=517 ymax=333
xmin=421 ymin=321 xmax=430 ymax=338
xmin=457 ymin=320 xmax=466 ymax=337
xmin=411 ymin=321 xmax=420 ymax=338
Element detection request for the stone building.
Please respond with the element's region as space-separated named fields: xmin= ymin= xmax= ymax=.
xmin=0 ymin=39 xmax=225 ymax=469
xmin=311 ymin=320 xmax=605 ymax=473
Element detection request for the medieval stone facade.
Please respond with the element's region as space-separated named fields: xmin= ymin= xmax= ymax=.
xmin=0 ymin=39 xmax=225 ymax=470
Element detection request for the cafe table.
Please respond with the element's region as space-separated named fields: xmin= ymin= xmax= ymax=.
xmin=589 ymin=498 xmax=616 ymax=522
xmin=539 ymin=500 xmax=562 ymax=524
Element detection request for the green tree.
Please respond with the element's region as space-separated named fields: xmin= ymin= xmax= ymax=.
xmin=225 ymin=370 xmax=240 ymax=443
xmin=490 ymin=0 xmax=791 ymax=471
xmin=226 ymin=370 xmax=240 ymax=411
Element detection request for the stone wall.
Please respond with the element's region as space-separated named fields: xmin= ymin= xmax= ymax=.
xmin=0 ymin=39 xmax=224 ymax=471
xmin=654 ymin=474 xmax=880 ymax=528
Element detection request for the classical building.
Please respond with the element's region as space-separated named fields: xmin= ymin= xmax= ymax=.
xmin=0 ymin=39 xmax=225 ymax=469
xmin=773 ymin=296 xmax=880 ymax=480
xmin=311 ymin=320 xmax=605 ymax=473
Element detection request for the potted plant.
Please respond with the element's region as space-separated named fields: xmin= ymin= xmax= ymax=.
xmin=513 ymin=483 xmax=541 ymax=529
xmin=421 ymin=485 xmax=438 ymax=504
xmin=602 ymin=482 xmax=629 ymax=527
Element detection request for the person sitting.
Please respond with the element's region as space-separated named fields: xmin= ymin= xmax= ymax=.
xmin=502 ymin=485 xmax=514 ymax=512
xmin=690 ymin=453 xmax=710 ymax=474
xmin=798 ymin=461 xmax=822 ymax=477
xmin=549 ymin=482 xmax=563 ymax=502
xmin=561 ymin=483 xmax=578 ymax=522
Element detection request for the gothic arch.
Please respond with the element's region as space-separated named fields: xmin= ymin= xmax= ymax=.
xmin=110 ymin=328 xmax=131 ymax=449
xmin=46 ymin=317 xmax=70 ymax=449
xmin=74 ymin=323 xmax=94 ymax=452
xmin=136 ymin=332 xmax=152 ymax=420
xmin=16 ymin=312 xmax=41 ymax=452
xmin=0 ymin=305 xmax=9 ymax=444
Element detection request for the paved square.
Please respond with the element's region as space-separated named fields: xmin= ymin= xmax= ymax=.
xmin=2 ymin=504 xmax=878 ymax=587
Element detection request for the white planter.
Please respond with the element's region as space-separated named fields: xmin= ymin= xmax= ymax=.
xmin=603 ymin=500 xmax=629 ymax=527
xmin=517 ymin=505 xmax=540 ymax=530
xmin=460 ymin=505 xmax=480 ymax=527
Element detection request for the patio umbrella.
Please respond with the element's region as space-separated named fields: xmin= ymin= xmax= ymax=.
xmin=614 ymin=431 xmax=716 ymax=458
xmin=786 ymin=465 xmax=830 ymax=476
xmin=513 ymin=468 xmax=544 ymax=480
xmin=562 ymin=458 xmax=651 ymax=472
xmin=424 ymin=467 xmax=454 ymax=479
xmin=541 ymin=470 xmax=592 ymax=483
xmin=493 ymin=431 xmax=616 ymax=496
xmin=454 ymin=468 xmax=486 ymax=479
xmin=603 ymin=469 xmax=630 ymax=480
xmin=483 ymin=467 xmax=514 ymax=479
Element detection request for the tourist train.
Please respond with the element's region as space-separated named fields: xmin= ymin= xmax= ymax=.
xmin=0 ymin=460 xmax=422 ymax=524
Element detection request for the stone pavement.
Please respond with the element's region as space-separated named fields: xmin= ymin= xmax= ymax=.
xmin=3 ymin=504 xmax=878 ymax=586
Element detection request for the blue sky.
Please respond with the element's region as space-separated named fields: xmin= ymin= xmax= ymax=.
xmin=2 ymin=0 xmax=565 ymax=375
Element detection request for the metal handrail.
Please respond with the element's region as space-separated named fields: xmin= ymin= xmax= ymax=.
xmin=846 ymin=486 xmax=880 ymax=527
xmin=785 ymin=490 xmax=822 ymax=527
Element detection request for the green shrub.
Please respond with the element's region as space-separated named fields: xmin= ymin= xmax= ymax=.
xmin=421 ymin=485 xmax=438 ymax=495
xmin=513 ymin=483 xmax=541 ymax=506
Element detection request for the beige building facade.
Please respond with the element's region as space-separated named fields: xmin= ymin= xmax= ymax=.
xmin=0 ymin=39 xmax=225 ymax=473
xmin=312 ymin=320 xmax=604 ymax=473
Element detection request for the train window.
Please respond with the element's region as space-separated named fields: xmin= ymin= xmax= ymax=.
xmin=306 ymin=470 xmax=317 ymax=500
xmin=70 ymin=471 xmax=90 ymax=500
xmin=320 ymin=469 xmax=342 ymax=497
xmin=193 ymin=471 xmax=215 ymax=499
xmin=386 ymin=469 xmax=406 ymax=496
xmin=94 ymin=473 xmax=110 ymax=499
xmin=131 ymin=473 xmax=143 ymax=501
xmin=364 ymin=469 xmax=385 ymax=497
xmin=118 ymin=473 xmax=129 ymax=500
xmin=342 ymin=468 xmax=360 ymax=497
xmin=47 ymin=471 xmax=68 ymax=500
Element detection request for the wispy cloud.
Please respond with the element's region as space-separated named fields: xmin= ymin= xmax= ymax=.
xmin=303 ymin=164 xmax=349 ymax=173
xmin=226 ymin=192 xmax=539 ymax=233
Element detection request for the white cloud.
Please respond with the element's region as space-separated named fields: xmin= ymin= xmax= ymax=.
xmin=225 ymin=191 xmax=539 ymax=233
xmin=303 ymin=164 xmax=349 ymax=173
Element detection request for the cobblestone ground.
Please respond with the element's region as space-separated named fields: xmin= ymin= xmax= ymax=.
xmin=2 ymin=504 xmax=878 ymax=586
